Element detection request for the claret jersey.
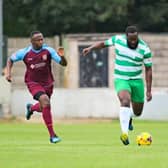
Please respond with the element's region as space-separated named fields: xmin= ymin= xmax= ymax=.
xmin=10 ymin=44 xmax=61 ymax=86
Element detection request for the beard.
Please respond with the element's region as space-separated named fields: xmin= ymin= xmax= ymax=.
xmin=34 ymin=45 xmax=42 ymax=50
xmin=127 ymin=40 xmax=138 ymax=49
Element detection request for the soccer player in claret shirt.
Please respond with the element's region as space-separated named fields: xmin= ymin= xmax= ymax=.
xmin=6 ymin=31 xmax=67 ymax=143
xmin=82 ymin=26 xmax=152 ymax=145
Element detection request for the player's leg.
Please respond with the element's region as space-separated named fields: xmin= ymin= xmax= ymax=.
xmin=31 ymin=103 xmax=42 ymax=112
xmin=25 ymin=83 xmax=44 ymax=120
xmin=41 ymin=84 xmax=61 ymax=143
xmin=26 ymin=102 xmax=42 ymax=120
xmin=130 ymin=79 xmax=145 ymax=116
xmin=118 ymin=90 xmax=131 ymax=145
xmin=128 ymin=116 xmax=133 ymax=131
xmin=131 ymin=102 xmax=144 ymax=116
xmin=38 ymin=94 xmax=55 ymax=136
xmin=129 ymin=79 xmax=145 ymax=130
xmin=114 ymin=79 xmax=132 ymax=145
xmin=26 ymin=83 xmax=61 ymax=143
xmin=35 ymin=91 xmax=61 ymax=143
xmin=129 ymin=102 xmax=144 ymax=132
xmin=26 ymin=83 xmax=54 ymax=116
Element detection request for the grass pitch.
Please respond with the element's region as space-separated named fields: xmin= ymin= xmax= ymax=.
xmin=0 ymin=119 xmax=168 ymax=168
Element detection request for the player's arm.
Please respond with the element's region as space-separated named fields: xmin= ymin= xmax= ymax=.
xmin=57 ymin=47 xmax=67 ymax=66
xmin=144 ymin=47 xmax=153 ymax=102
xmin=82 ymin=36 xmax=115 ymax=56
xmin=145 ymin=66 xmax=152 ymax=102
xmin=6 ymin=58 xmax=13 ymax=82
xmin=5 ymin=48 xmax=26 ymax=82
xmin=82 ymin=42 xmax=105 ymax=56
xmin=49 ymin=46 xmax=67 ymax=67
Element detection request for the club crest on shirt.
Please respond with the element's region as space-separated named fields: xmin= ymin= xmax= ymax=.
xmin=42 ymin=54 xmax=47 ymax=61
xmin=28 ymin=58 xmax=33 ymax=61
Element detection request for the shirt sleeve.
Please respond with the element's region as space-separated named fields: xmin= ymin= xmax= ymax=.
xmin=104 ymin=35 xmax=116 ymax=46
xmin=47 ymin=47 xmax=61 ymax=63
xmin=143 ymin=47 xmax=152 ymax=67
xmin=10 ymin=48 xmax=27 ymax=62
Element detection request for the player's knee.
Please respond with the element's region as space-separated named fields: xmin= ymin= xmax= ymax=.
xmin=39 ymin=94 xmax=50 ymax=108
xmin=134 ymin=111 xmax=142 ymax=116
xmin=120 ymin=99 xmax=130 ymax=107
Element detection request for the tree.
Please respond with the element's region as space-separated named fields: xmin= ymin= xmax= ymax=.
xmin=3 ymin=0 xmax=168 ymax=36
xmin=127 ymin=0 xmax=168 ymax=32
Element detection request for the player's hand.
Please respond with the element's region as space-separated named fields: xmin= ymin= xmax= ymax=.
xmin=82 ymin=48 xmax=91 ymax=56
xmin=57 ymin=47 xmax=64 ymax=57
xmin=146 ymin=91 xmax=152 ymax=102
xmin=6 ymin=74 xmax=12 ymax=82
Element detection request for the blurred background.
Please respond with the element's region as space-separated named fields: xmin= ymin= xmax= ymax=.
xmin=3 ymin=0 xmax=168 ymax=36
xmin=0 ymin=0 xmax=168 ymax=120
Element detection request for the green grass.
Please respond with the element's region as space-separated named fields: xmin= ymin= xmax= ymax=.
xmin=0 ymin=119 xmax=168 ymax=168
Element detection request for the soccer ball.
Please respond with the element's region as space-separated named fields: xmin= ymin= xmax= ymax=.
xmin=136 ymin=132 xmax=152 ymax=146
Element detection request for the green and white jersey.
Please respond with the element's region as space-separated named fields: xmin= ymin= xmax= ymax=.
xmin=104 ymin=35 xmax=152 ymax=80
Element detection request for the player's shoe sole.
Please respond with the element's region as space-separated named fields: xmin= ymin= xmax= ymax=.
xmin=120 ymin=133 xmax=130 ymax=145
xmin=26 ymin=103 xmax=33 ymax=120
xmin=128 ymin=118 xmax=134 ymax=131
xmin=50 ymin=136 xmax=61 ymax=144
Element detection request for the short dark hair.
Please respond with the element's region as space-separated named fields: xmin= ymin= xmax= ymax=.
xmin=125 ymin=26 xmax=138 ymax=35
xmin=30 ymin=30 xmax=42 ymax=38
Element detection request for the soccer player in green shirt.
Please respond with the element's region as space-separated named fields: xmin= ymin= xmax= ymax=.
xmin=82 ymin=26 xmax=152 ymax=145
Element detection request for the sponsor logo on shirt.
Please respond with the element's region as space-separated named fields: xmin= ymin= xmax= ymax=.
xmin=30 ymin=62 xmax=46 ymax=69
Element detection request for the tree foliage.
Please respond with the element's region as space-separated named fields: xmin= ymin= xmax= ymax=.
xmin=3 ymin=0 xmax=168 ymax=36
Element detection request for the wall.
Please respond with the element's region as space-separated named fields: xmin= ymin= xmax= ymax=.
xmin=0 ymin=76 xmax=11 ymax=117
xmin=10 ymin=88 xmax=168 ymax=120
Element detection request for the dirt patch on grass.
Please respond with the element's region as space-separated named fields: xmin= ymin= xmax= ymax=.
xmin=0 ymin=116 xmax=116 ymax=124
